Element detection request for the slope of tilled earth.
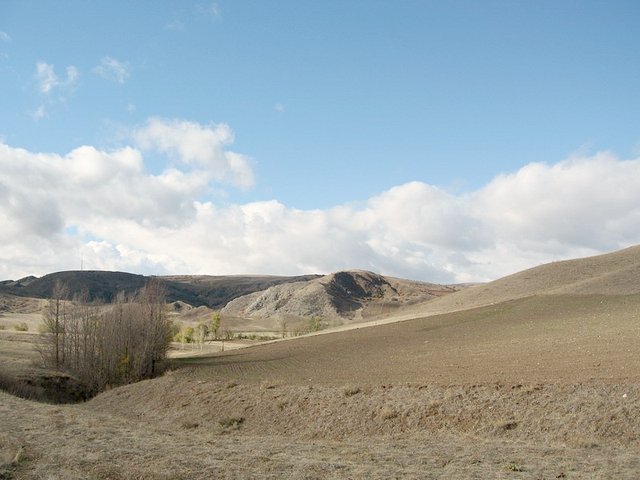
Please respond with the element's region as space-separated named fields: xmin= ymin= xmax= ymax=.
xmin=174 ymin=294 xmax=640 ymax=386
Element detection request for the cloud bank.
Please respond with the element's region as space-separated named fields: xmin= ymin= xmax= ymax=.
xmin=1 ymin=118 xmax=639 ymax=283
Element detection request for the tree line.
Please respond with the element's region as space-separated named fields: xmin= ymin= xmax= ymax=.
xmin=39 ymin=280 xmax=172 ymax=396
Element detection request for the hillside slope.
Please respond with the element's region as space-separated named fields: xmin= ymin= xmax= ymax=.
xmin=0 ymin=271 xmax=320 ymax=308
xmin=405 ymin=244 xmax=640 ymax=318
xmin=221 ymin=270 xmax=456 ymax=324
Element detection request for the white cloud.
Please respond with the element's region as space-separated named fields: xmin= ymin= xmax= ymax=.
xmin=35 ymin=62 xmax=78 ymax=95
xmin=166 ymin=19 xmax=185 ymax=31
xmin=1 ymin=129 xmax=639 ymax=283
xmin=94 ymin=56 xmax=130 ymax=84
xmin=31 ymin=105 xmax=47 ymax=120
xmin=133 ymin=118 xmax=255 ymax=189
xmin=275 ymin=103 xmax=285 ymax=113
xmin=35 ymin=63 xmax=57 ymax=94
xmin=197 ymin=3 xmax=222 ymax=19
xmin=0 ymin=32 xmax=9 ymax=42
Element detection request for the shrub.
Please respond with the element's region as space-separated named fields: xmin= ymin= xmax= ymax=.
xmin=379 ymin=407 xmax=398 ymax=420
xmin=505 ymin=463 xmax=524 ymax=472
xmin=37 ymin=323 xmax=51 ymax=334
xmin=219 ymin=416 xmax=244 ymax=429
xmin=343 ymin=386 xmax=361 ymax=397
xmin=14 ymin=322 xmax=28 ymax=332
xmin=308 ymin=317 xmax=324 ymax=332
xmin=0 ymin=324 xmax=6 ymax=330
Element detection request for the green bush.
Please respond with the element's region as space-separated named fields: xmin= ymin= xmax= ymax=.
xmin=14 ymin=322 xmax=28 ymax=332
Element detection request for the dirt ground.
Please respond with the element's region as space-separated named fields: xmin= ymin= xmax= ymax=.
xmin=177 ymin=294 xmax=640 ymax=386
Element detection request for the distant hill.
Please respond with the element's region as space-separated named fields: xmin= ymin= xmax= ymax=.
xmin=407 ymin=244 xmax=640 ymax=317
xmin=0 ymin=271 xmax=320 ymax=308
xmin=222 ymin=270 xmax=456 ymax=324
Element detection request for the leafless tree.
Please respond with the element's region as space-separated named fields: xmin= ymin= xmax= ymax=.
xmin=40 ymin=281 xmax=69 ymax=369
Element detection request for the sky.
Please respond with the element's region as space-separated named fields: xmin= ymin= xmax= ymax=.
xmin=1 ymin=1 xmax=640 ymax=283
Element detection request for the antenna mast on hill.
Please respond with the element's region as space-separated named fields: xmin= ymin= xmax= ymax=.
xmin=80 ymin=252 xmax=84 ymax=271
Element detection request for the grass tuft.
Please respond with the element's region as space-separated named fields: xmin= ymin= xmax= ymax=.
xmin=379 ymin=407 xmax=398 ymax=420
xmin=219 ymin=416 xmax=244 ymax=429
xmin=496 ymin=420 xmax=519 ymax=431
xmin=505 ymin=462 xmax=524 ymax=472
xmin=343 ymin=386 xmax=361 ymax=397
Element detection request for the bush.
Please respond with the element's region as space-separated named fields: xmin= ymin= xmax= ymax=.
xmin=38 ymin=323 xmax=51 ymax=334
xmin=308 ymin=317 xmax=324 ymax=332
xmin=343 ymin=386 xmax=361 ymax=397
xmin=14 ymin=322 xmax=28 ymax=332
xmin=219 ymin=416 xmax=244 ymax=429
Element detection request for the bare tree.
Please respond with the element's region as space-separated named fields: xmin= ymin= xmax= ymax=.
xmin=40 ymin=281 xmax=69 ymax=368
xmin=277 ymin=317 xmax=288 ymax=339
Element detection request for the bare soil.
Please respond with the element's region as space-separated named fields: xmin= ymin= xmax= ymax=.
xmin=178 ymin=294 xmax=640 ymax=386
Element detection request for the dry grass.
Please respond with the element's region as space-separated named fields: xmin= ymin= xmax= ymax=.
xmin=403 ymin=244 xmax=640 ymax=318
xmin=2 ymin=380 xmax=640 ymax=479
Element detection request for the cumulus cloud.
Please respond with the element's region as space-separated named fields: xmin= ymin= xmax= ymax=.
xmin=35 ymin=62 xmax=78 ymax=95
xmin=133 ymin=118 xmax=255 ymax=189
xmin=94 ymin=56 xmax=130 ymax=84
xmin=1 ymin=130 xmax=639 ymax=283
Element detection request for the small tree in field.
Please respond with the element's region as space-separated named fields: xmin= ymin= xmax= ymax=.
xmin=41 ymin=281 xmax=69 ymax=369
xmin=209 ymin=312 xmax=220 ymax=340
xmin=175 ymin=325 xmax=195 ymax=350
xmin=277 ymin=317 xmax=288 ymax=339
xmin=308 ymin=316 xmax=323 ymax=332
xmin=195 ymin=321 xmax=209 ymax=350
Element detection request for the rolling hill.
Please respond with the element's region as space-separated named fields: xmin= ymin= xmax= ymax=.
xmin=0 ymin=271 xmax=320 ymax=308
xmin=401 ymin=244 xmax=640 ymax=319
xmin=222 ymin=270 xmax=456 ymax=325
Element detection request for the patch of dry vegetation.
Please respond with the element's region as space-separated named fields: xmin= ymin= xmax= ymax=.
xmin=2 ymin=379 xmax=640 ymax=479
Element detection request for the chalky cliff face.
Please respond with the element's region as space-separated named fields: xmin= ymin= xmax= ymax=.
xmin=221 ymin=270 xmax=457 ymax=323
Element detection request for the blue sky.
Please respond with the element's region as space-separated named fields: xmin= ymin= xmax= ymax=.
xmin=1 ymin=1 xmax=640 ymax=282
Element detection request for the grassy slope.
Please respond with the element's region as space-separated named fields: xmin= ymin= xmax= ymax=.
xmin=402 ymin=244 xmax=640 ymax=318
